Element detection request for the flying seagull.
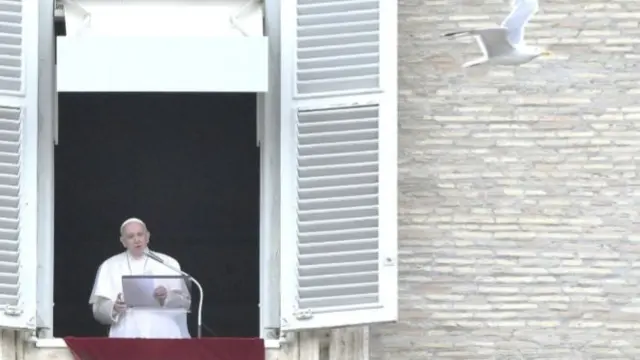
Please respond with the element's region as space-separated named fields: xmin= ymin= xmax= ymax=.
xmin=443 ymin=0 xmax=551 ymax=68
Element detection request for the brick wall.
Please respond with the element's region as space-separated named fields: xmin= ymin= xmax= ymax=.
xmin=372 ymin=0 xmax=640 ymax=358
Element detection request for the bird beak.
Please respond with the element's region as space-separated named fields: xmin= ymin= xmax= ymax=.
xmin=541 ymin=50 xmax=553 ymax=57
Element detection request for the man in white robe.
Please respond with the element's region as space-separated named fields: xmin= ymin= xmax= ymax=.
xmin=89 ymin=218 xmax=191 ymax=338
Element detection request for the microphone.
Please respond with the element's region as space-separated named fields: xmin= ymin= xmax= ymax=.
xmin=144 ymin=249 xmax=204 ymax=338
xmin=145 ymin=250 xmax=166 ymax=264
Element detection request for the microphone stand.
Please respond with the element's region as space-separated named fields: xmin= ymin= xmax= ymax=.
xmin=145 ymin=250 xmax=204 ymax=338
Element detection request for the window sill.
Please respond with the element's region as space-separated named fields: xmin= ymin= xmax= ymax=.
xmin=35 ymin=337 xmax=281 ymax=349
xmin=35 ymin=338 xmax=67 ymax=348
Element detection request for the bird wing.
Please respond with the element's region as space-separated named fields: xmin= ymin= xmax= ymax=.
xmin=473 ymin=28 xmax=515 ymax=58
xmin=500 ymin=0 xmax=539 ymax=46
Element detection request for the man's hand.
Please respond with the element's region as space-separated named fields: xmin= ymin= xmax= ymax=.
xmin=154 ymin=286 xmax=168 ymax=305
xmin=113 ymin=293 xmax=127 ymax=316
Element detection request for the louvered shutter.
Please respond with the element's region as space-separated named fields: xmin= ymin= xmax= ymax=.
xmin=0 ymin=1 xmax=22 ymax=94
xmin=279 ymin=0 xmax=397 ymax=331
xmin=0 ymin=0 xmax=39 ymax=330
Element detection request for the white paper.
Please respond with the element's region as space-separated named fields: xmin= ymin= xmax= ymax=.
xmin=121 ymin=277 xmax=159 ymax=308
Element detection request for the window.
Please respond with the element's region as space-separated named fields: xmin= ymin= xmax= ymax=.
xmin=8 ymin=0 xmax=398 ymax=342
xmin=52 ymin=93 xmax=260 ymax=338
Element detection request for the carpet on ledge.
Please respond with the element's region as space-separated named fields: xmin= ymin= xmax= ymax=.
xmin=64 ymin=337 xmax=265 ymax=360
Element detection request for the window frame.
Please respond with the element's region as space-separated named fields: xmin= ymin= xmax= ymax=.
xmin=258 ymin=0 xmax=282 ymax=341
xmin=35 ymin=0 xmax=283 ymax=346
xmin=35 ymin=0 xmax=56 ymax=339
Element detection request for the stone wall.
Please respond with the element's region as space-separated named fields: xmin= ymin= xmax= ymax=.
xmin=373 ymin=0 xmax=640 ymax=358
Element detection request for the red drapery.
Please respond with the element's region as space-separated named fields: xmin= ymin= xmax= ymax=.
xmin=64 ymin=337 xmax=265 ymax=360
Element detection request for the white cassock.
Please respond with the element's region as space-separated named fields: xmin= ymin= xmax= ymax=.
xmin=89 ymin=251 xmax=191 ymax=338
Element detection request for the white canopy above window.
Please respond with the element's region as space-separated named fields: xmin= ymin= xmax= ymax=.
xmin=56 ymin=0 xmax=267 ymax=92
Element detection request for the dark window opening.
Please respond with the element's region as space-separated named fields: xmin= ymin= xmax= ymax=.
xmin=53 ymin=93 xmax=260 ymax=338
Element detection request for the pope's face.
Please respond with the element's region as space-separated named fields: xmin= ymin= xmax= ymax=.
xmin=120 ymin=222 xmax=149 ymax=257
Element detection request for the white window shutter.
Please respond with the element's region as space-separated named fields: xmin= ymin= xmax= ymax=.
xmin=280 ymin=0 xmax=397 ymax=331
xmin=0 ymin=0 xmax=39 ymax=330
